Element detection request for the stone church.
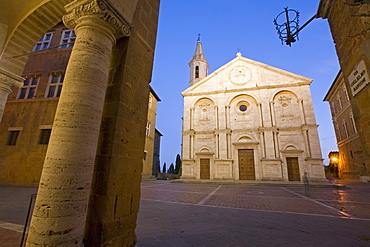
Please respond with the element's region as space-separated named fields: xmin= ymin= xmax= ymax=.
xmin=181 ymin=40 xmax=326 ymax=182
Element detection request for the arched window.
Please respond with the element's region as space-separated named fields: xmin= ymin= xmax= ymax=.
xmin=195 ymin=66 xmax=199 ymax=78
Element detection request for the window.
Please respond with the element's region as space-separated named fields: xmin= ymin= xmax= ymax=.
xmin=148 ymin=95 xmax=152 ymax=109
xmin=337 ymin=94 xmax=342 ymax=109
xmin=146 ymin=122 xmax=150 ymax=136
xmin=331 ymin=102 xmax=337 ymax=115
xmin=336 ymin=126 xmax=342 ymax=141
xmin=239 ymin=105 xmax=247 ymax=112
xmin=33 ymin=32 xmax=53 ymax=51
xmin=60 ymin=29 xmax=76 ymax=48
xmin=344 ymin=89 xmax=349 ymax=102
xmin=350 ymin=114 xmax=357 ymax=133
xmin=343 ymin=121 xmax=349 ymax=138
xmin=46 ymin=73 xmax=64 ymax=98
xmin=17 ymin=76 xmax=39 ymax=99
xmin=6 ymin=131 xmax=20 ymax=146
xmin=195 ymin=66 xmax=199 ymax=78
xmin=38 ymin=129 xmax=52 ymax=145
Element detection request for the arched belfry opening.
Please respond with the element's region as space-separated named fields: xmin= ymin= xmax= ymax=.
xmin=0 ymin=1 xmax=161 ymax=246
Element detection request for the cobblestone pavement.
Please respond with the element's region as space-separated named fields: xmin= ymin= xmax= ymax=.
xmin=136 ymin=180 xmax=370 ymax=246
xmin=140 ymin=180 xmax=370 ymax=219
xmin=1 ymin=181 xmax=370 ymax=246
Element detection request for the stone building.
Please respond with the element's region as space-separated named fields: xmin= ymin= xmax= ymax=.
xmin=324 ymin=71 xmax=366 ymax=179
xmin=181 ymin=40 xmax=326 ymax=182
xmin=0 ymin=22 xmax=72 ymax=187
xmin=317 ymin=0 xmax=370 ymax=177
xmin=0 ymin=1 xmax=160 ymax=246
xmin=152 ymin=128 xmax=163 ymax=177
xmin=0 ymin=23 xmax=161 ymax=185
xmin=142 ymin=87 xmax=161 ymax=180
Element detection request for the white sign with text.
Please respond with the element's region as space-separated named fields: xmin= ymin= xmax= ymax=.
xmin=348 ymin=60 xmax=369 ymax=97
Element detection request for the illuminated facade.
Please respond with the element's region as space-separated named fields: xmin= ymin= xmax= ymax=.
xmin=317 ymin=0 xmax=370 ymax=178
xmin=182 ymin=41 xmax=326 ymax=182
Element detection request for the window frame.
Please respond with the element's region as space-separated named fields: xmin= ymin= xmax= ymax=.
xmin=60 ymin=29 xmax=76 ymax=48
xmin=6 ymin=130 xmax=21 ymax=146
xmin=45 ymin=72 xmax=64 ymax=98
xmin=17 ymin=75 xmax=40 ymax=99
xmin=38 ymin=128 xmax=52 ymax=145
xmin=33 ymin=32 xmax=53 ymax=52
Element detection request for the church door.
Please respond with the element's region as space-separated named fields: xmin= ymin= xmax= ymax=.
xmin=286 ymin=157 xmax=300 ymax=181
xmin=238 ymin=149 xmax=255 ymax=180
xmin=200 ymin=158 xmax=210 ymax=179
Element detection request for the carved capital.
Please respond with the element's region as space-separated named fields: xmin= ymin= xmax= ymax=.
xmin=63 ymin=0 xmax=131 ymax=39
xmin=0 ymin=68 xmax=24 ymax=89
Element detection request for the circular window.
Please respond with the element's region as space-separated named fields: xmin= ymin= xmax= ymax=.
xmin=239 ymin=105 xmax=247 ymax=112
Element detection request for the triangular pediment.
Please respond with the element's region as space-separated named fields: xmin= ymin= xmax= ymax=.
xmin=182 ymin=55 xmax=312 ymax=96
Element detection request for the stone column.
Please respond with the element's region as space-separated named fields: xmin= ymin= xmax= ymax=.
xmin=0 ymin=69 xmax=23 ymax=122
xmin=26 ymin=1 xmax=130 ymax=246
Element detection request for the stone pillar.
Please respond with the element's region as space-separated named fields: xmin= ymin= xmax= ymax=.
xmin=26 ymin=1 xmax=130 ymax=246
xmin=190 ymin=108 xmax=194 ymax=129
xmin=302 ymin=126 xmax=312 ymax=158
xmin=258 ymin=103 xmax=264 ymax=127
xmin=269 ymin=101 xmax=276 ymax=127
xmin=298 ymin=99 xmax=307 ymax=125
xmin=0 ymin=69 xmax=23 ymax=122
xmin=225 ymin=105 xmax=230 ymax=129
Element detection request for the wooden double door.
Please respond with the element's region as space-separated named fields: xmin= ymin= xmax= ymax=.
xmin=238 ymin=149 xmax=255 ymax=180
xmin=200 ymin=158 xmax=210 ymax=179
xmin=286 ymin=157 xmax=300 ymax=181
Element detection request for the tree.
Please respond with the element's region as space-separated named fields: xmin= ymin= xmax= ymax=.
xmin=168 ymin=163 xmax=175 ymax=174
xmin=175 ymin=154 xmax=182 ymax=175
xmin=162 ymin=162 xmax=167 ymax=173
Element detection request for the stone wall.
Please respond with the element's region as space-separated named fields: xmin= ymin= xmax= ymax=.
xmin=84 ymin=0 xmax=160 ymax=245
xmin=318 ymin=0 xmax=370 ymax=175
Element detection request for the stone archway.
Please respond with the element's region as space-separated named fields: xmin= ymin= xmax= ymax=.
xmin=0 ymin=0 xmax=72 ymax=122
xmin=0 ymin=1 xmax=161 ymax=246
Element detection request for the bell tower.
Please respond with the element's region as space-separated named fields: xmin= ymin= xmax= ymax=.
xmin=189 ymin=35 xmax=209 ymax=86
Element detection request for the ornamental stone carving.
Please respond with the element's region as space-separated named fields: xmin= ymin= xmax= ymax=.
xmin=63 ymin=0 xmax=131 ymax=39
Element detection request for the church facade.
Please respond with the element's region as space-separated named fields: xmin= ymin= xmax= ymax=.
xmin=181 ymin=41 xmax=326 ymax=182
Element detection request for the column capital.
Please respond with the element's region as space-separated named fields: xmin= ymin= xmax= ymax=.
xmin=0 ymin=68 xmax=24 ymax=88
xmin=63 ymin=0 xmax=131 ymax=39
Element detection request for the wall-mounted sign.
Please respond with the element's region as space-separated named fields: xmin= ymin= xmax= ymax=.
xmin=348 ymin=60 xmax=370 ymax=96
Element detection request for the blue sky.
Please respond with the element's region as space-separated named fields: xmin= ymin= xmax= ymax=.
xmin=150 ymin=0 xmax=340 ymax=168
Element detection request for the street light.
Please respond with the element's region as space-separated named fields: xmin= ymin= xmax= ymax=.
xmin=273 ymin=7 xmax=317 ymax=46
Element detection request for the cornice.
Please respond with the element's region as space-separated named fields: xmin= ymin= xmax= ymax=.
xmin=316 ymin=0 xmax=333 ymax=19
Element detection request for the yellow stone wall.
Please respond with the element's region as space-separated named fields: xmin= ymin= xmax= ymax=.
xmin=142 ymin=90 xmax=159 ymax=179
xmin=0 ymin=99 xmax=58 ymax=186
xmin=318 ymin=0 xmax=370 ymax=175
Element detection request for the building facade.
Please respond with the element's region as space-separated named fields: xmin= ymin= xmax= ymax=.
xmin=317 ymin=0 xmax=370 ymax=177
xmin=324 ymin=71 xmax=366 ymax=179
xmin=181 ymin=41 xmax=326 ymax=182
xmin=0 ymin=22 xmax=72 ymax=186
xmin=142 ymin=87 xmax=161 ymax=180
xmin=1 ymin=23 xmax=161 ymax=186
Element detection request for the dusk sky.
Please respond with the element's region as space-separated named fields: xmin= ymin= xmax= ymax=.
xmin=150 ymin=0 xmax=340 ymax=168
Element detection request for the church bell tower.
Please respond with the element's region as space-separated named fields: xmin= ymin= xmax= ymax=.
xmin=189 ymin=35 xmax=209 ymax=86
